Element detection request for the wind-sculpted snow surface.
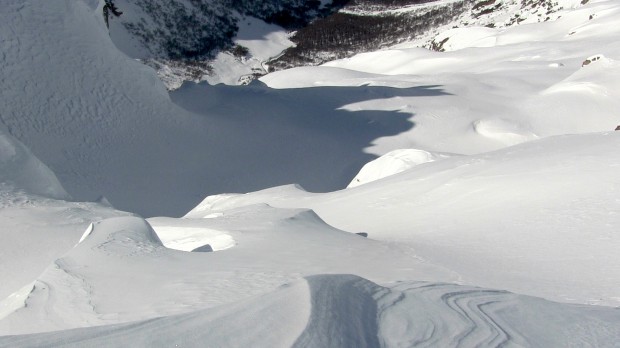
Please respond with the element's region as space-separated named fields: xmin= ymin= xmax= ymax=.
xmin=376 ymin=281 xmax=620 ymax=347
xmin=0 ymin=206 xmax=457 ymax=335
xmin=0 ymin=126 xmax=129 ymax=303
xmin=187 ymin=132 xmax=620 ymax=307
xmin=2 ymin=275 xmax=619 ymax=347
xmin=2 ymin=0 xmax=620 ymax=345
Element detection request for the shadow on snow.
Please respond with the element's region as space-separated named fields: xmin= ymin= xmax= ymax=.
xmin=167 ymin=81 xmax=449 ymax=215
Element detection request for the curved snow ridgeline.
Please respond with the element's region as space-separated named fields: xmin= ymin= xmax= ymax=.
xmin=0 ymin=127 xmax=68 ymax=200
xmin=2 ymin=274 xmax=619 ymax=347
xmin=348 ymin=148 xmax=456 ymax=188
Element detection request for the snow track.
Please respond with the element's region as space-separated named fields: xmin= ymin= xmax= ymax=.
xmin=293 ymin=275 xmax=381 ymax=348
xmin=0 ymin=207 xmax=457 ymax=335
xmin=2 ymin=275 xmax=619 ymax=347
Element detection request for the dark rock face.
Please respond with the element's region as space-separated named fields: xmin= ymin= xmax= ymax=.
xmin=121 ymin=0 xmax=346 ymax=61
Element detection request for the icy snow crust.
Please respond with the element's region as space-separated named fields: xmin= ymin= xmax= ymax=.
xmin=1 ymin=0 xmax=620 ymax=345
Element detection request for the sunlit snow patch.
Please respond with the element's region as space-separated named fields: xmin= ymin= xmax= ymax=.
xmin=348 ymin=149 xmax=455 ymax=188
xmin=473 ymin=118 xmax=538 ymax=146
xmin=150 ymin=221 xmax=235 ymax=252
xmin=0 ymin=283 xmax=34 ymax=321
xmin=542 ymin=55 xmax=615 ymax=95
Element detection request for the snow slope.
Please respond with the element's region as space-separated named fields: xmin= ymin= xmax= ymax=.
xmin=2 ymin=274 xmax=619 ymax=346
xmin=0 ymin=126 xmax=128 ymax=304
xmin=188 ymin=132 xmax=620 ymax=307
xmin=3 ymin=0 xmax=618 ymax=217
xmin=0 ymin=0 xmax=415 ymax=217
xmin=1 ymin=0 xmax=620 ymax=345
xmin=0 ymin=208 xmax=456 ymax=335
xmin=265 ymin=0 xmax=620 ymax=156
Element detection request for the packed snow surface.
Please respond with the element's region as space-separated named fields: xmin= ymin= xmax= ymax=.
xmin=1 ymin=0 xmax=620 ymax=346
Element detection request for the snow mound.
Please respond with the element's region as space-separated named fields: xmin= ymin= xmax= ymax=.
xmin=530 ymin=55 xmax=620 ymax=134
xmin=0 ymin=193 xmax=130 ymax=306
xmin=76 ymin=217 xmax=163 ymax=249
xmin=2 ymin=203 xmax=457 ymax=335
xmin=185 ymin=184 xmax=310 ymax=218
xmin=472 ymin=118 xmax=538 ymax=146
xmin=0 ymin=127 xmax=68 ymax=200
xmin=543 ymin=55 xmax=615 ymax=95
xmin=348 ymin=149 xmax=454 ymax=188
xmin=149 ymin=217 xmax=236 ymax=252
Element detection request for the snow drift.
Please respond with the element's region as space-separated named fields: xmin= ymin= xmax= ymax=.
xmin=2 ymin=275 xmax=619 ymax=347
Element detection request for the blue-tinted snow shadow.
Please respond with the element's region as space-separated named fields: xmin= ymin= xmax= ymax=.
xmin=170 ymin=80 xmax=449 ymax=201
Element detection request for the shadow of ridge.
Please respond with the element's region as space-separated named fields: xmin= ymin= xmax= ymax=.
xmin=168 ymin=80 xmax=449 ymax=199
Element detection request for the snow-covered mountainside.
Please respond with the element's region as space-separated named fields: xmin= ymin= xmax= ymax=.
xmin=3 ymin=0 xmax=417 ymax=217
xmin=1 ymin=0 xmax=620 ymax=345
xmin=108 ymin=0 xmax=580 ymax=88
xmin=106 ymin=0 xmax=348 ymax=87
xmin=0 ymin=126 xmax=129 ymax=306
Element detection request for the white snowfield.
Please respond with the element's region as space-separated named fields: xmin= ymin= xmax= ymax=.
xmin=188 ymin=132 xmax=620 ymax=307
xmin=1 ymin=0 xmax=620 ymax=346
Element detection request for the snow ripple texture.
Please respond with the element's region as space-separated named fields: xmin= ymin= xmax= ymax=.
xmin=2 ymin=275 xmax=619 ymax=347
